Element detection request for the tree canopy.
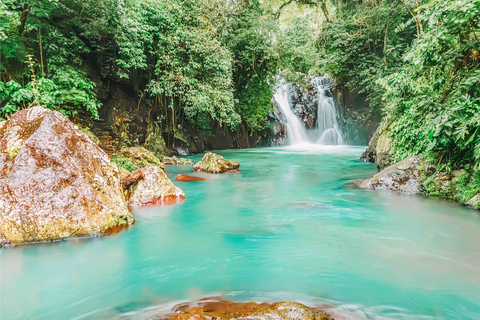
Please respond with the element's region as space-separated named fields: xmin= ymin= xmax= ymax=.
xmin=1 ymin=0 xmax=479 ymax=170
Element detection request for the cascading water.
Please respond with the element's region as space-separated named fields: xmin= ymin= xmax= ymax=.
xmin=274 ymin=77 xmax=344 ymax=146
xmin=312 ymin=77 xmax=344 ymax=145
xmin=273 ymin=83 xmax=309 ymax=145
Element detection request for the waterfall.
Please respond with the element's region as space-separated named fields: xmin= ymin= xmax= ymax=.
xmin=273 ymin=83 xmax=309 ymax=145
xmin=273 ymin=77 xmax=344 ymax=146
xmin=312 ymin=77 xmax=344 ymax=145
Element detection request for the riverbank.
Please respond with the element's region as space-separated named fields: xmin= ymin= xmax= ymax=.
xmin=360 ymin=125 xmax=480 ymax=210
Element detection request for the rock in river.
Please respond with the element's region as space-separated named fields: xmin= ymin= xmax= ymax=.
xmin=126 ymin=166 xmax=185 ymax=206
xmin=193 ymin=152 xmax=240 ymax=173
xmin=169 ymin=300 xmax=334 ymax=320
xmin=175 ymin=174 xmax=206 ymax=182
xmin=356 ymin=155 xmax=422 ymax=194
xmin=0 ymin=106 xmax=133 ymax=247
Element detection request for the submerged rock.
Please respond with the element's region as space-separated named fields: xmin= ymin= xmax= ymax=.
xmin=175 ymin=174 xmax=206 ymax=182
xmin=169 ymin=300 xmax=334 ymax=320
xmin=126 ymin=166 xmax=185 ymax=207
xmin=193 ymin=152 xmax=240 ymax=173
xmin=356 ymin=156 xmax=422 ymax=194
xmin=0 ymin=106 xmax=133 ymax=247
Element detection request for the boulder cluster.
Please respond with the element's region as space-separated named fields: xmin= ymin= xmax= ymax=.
xmin=0 ymin=107 xmax=240 ymax=247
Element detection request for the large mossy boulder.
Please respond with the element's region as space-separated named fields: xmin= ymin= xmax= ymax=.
xmin=126 ymin=165 xmax=185 ymax=207
xmin=361 ymin=121 xmax=393 ymax=170
xmin=0 ymin=107 xmax=133 ymax=247
xmin=356 ymin=156 xmax=422 ymax=194
xmin=169 ymin=300 xmax=334 ymax=320
xmin=193 ymin=152 xmax=240 ymax=173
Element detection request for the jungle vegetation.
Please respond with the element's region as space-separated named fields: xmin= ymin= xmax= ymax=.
xmin=1 ymin=0 xmax=479 ymax=173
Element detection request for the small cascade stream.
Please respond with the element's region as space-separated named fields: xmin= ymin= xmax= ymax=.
xmin=274 ymin=77 xmax=344 ymax=146
xmin=312 ymin=77 xmax=344 ymax=145
xmin=273 ymin=83 xmax=310 ymax=145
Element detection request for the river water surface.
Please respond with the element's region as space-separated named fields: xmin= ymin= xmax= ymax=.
xmin=1 ymin=146 xmax=480 ymax=319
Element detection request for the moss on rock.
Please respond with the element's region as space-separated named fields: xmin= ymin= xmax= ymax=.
xmin=118 ymin=146 xmax=165 ymax=170
xmin=193 ymin=152 xmax=240 ymax=173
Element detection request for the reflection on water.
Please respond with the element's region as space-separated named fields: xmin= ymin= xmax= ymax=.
xmin=1 ymin=146 xmax=480 ymax=320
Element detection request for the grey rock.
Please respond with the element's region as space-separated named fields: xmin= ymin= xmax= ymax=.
xmin=356 ymin=156 xmax=422 ymax=194
xmin=465 ymin=194 xmax=480 ymax=209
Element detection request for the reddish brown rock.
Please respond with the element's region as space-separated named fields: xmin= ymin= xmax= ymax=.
xmin=167 ymin=300 xmax=334 ymax=320
xmin=0 ymin=106 xmax=134 ymax=247
xmin=127 ymin=166 xmax=185 ymax=207
xmin=175 ymin=174 xmax=206 ymax=182
xmin=123 ymin=170 xmax=145 ymax=189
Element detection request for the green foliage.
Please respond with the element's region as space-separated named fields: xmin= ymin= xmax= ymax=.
xmin=0 ymin=0 xmax=322 ymax=134
xmin=380 ymin=0 xmax=480 ymax=170
xmin=0 ymin=0 xmax=101 ymax=119
xmin=112 ymin=156 xmax=140 ymax=172
xmin=212 ymin=0 xmax=277 ymax=132
xmin=276 ymin=12 xmax=318 ymax=74
xmin=455 ymin=171 xmax=480 ymax=203
xmin=315 ymin=0 xmax=415 ymax=115
xmin=0 ymin=67 xmax=101 ymax=119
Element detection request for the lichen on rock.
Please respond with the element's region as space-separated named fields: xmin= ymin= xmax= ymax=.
xmin=126 ymin=165 xmax=185 ymax=207
xmin=193 ymin=152 xmax=240 ymax=173
xmin=0 ymin=106 xmax=134 ymax=247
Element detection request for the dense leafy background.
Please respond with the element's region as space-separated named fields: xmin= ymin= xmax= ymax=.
xmin=1 ymin=0 xmax=479 ymax=176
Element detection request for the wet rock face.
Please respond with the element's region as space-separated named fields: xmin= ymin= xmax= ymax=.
xmin=169 ymin=300 xmax=334 ymax=320
xmin=0 ymin=107 xmax=133 ymax=247
xmin=265 ymin=107 xmax=287 ymax=146
xmin=290 ymin=85 xmax=318 ymax=130
xmin=356 ymin=156 xmax=422 ymax=194
xmin=126 ymin=166 xmax=185 ymax=207
xmin=360 ymin=123 xmax=393 ymax=170
xmin=193 ymin=152 xmax=240 ymax=174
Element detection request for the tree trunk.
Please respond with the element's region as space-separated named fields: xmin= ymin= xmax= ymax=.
xmin=18 ymin=4 xmax=28 ymax=35
xmin=320 ymin=1 xmax=333 ymax=23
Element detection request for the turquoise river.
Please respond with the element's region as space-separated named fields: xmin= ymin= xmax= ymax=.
xmin=1 ymin=146 xmax=480 ymax=320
